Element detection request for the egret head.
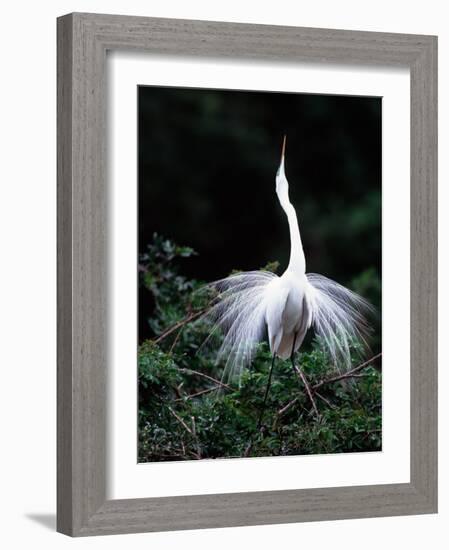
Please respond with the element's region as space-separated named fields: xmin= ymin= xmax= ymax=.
xmin=275 ymin=135 xmax=290 ymax=205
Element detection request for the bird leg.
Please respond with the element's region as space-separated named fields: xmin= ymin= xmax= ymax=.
xmin=256 ymin=353 xmax=276 ymax=431
xmin=244 ymin=354 xmax=277 ymax=457
xmin=290 ymin=334 xmax=321 ymax=420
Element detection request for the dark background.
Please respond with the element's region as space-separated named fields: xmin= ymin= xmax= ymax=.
xmin=138 ymin=86 xmax=382 ymax=343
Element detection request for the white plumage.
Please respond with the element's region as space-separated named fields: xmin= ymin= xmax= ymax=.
xmin=200 ymin=136 xmax=373 ymax=384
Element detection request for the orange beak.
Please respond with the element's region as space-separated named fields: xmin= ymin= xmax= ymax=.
xmin=281 ymin=135 xmax=287 ymax=159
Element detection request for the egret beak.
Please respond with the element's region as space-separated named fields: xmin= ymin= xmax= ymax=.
xmin=277 ymin=135 xmax=286 ymax=177
xmin=281 ymin=134 xmax=287 ymax=160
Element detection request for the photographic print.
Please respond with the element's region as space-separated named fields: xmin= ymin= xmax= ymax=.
xmin=138 ymin=86 xmax=382 ymax=463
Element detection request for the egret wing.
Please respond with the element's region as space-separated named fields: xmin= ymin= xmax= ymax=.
xmin=306 ymin=273 xmax=374 ymax=371
xmin=199 ymin=270 xmax=277 ymax=384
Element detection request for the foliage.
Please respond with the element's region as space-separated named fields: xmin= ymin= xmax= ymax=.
xmin=138 ymin=235 xmax=382 ymax=462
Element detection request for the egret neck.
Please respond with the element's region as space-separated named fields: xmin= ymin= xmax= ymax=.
xmin=275 ymin=147 xmax=306 ymax=275
xmin=285 ymin=202 xmax=306 ymax=274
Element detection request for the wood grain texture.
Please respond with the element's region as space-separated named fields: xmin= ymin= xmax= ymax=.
xmin=57 ymin=13 xmax=74 ymax=536
xmin=57 ymin=12 xmax=438 ymax=536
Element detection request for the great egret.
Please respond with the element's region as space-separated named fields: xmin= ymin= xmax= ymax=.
xmin=200 ymin=136 xmax=373 ymax=424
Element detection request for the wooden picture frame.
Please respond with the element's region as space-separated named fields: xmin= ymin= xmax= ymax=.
xmin=57 ymin=12 xmax=438 ymax=536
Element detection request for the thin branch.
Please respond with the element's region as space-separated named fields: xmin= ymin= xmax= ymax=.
xmin=180 ymin=367 xmax=232 ymax=390
xmin=277 ymin=397 xmax=299 ymax=416
xmin=174 ymin=386 xmax=220 ymax=401
xmin=191 ymin=415 xmax=202 ymax=459
xmin=315 ymin=391 xmax=336 ymax=410
xmin=168 ymin=406 xmax=193 ymax=435
xmin=153 ymin=307 xmax=208 ymax=344
xmin=169 ymin=322 xmax=185 ymax=353
xmin=312 ymin=352 xmax=382 ymax=391
xmin=173 ymin=382 xmax=184 ymax=400
xmin=292 ymin=363 xmax=321 ymax=419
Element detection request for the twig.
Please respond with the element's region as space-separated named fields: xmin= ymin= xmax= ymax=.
xmin=312 ymin=352 xmax=382 ymax=391
xmin=153 ymin=307 xmax=208 ymax=344
xmin=292 ymin=363 xmax=321 ymax=419
xmin=180 ymin=368 xmax=232 ymax=391
xmin=191 ymin=415 xmax=202 ymax=459
xmin=168 ymin=406 xmax=193 ymax=435
xmin=169 ymin=322 xmax=185 ymax=353
xmin=174 ymin=386 xmax=220 ymax=401
xmin=277 ymin=397 xmax=299 ymax=416
xmin=315 ymin=391 xmax=336 ymax=410
xmin=243 ymin=441 xmax=253 ymax=457
xmin=173 ymin=382 xmax=184 ymax=400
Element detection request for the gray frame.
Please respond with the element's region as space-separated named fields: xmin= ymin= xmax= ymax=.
xmin=57 ymin=12 xmax=438 ymax=537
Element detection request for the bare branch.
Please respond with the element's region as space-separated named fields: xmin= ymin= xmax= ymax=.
xmin=315 ymin=391 xmax=336 ymax=410
xmin=168 ymin=406 xmax=193 ymax=435
xmin=153 ymin=307 xmax=208 ymax=344
xmin=191 ymin=415 xmax=202 ymax=459
xmin=277 ymin=397 xmax=299 ymax=416
xmin=169 ymin=322 xmax=185 ymax=353
xmin=174 ymin=386 xmax=220 ymax=401
xmin=180 ymin=367 xmax=232 ymax=390
xmin=312 ymin=352 xmax=382 ymax=391
xmin=292 ymin=363 xmax=321 ymax=419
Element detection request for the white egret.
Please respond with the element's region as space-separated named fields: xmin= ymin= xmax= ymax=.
xmin=200 ymin=136 xmax=373 ymax=424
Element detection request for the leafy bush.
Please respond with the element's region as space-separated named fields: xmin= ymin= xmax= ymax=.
xmin=138 ymin=235 xmax=382 ymax=462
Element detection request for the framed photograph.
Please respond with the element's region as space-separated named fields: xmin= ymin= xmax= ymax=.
xmin=57 ymin=12 xmax=437 ymax=536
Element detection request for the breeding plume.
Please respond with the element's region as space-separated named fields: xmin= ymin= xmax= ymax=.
xmin=200 ymin=137 xmax=372 ymax=392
